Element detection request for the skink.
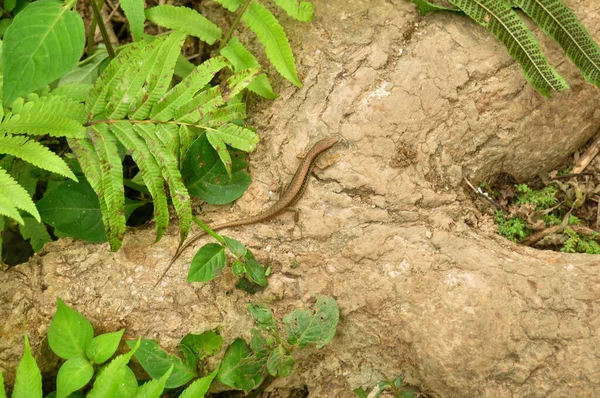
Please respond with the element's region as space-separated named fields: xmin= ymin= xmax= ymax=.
xmin=155 ymin=137 xmax=339 ymax=286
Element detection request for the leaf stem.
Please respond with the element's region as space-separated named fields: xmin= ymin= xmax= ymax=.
xmin=219 ymin=0 xmax=254 ymax=51
xmin=89 ymin=0 xmax=116 ymax=59
xmin=192 ymin=216 xmax=225 ymax=244
xmin=86 ymin=0 xmax=106 ymax=56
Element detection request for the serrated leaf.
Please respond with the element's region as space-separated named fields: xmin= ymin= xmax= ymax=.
xmin=212 ymin=0 xmax=242 ymax=12
xmin=0 ymin=135 xmax=78 ymax=180
xmin=179 ymin=369 xmax=218 ymax=398
xmin=19 ymin=216 xmax=52 ymax=252
xmin=188 ymin=243 xmax=226 ymax=282
xmin=512 ymin=0 xmax=600 ymax=88
xmin=209 ymin=122 xmax=259 ymax=152
xmin=87 ymin=339 xmax=140 ymax=398
xmin=243 ymin=2 xmax=301 ymax=87
xmin=132 ymin=365 xmax=173 ymax=398
xmin=126 ymin=339 xmax=197 ymax=389
xmin=13 ymin=335 xmax=42 ymax=398
xmin=48 ymin=299 xmax=94 ymax=360
xmin=145 ymin=5 xmax=221 ymax=44
xmin=224 ymin=67 xmax=261 ymax=100
xmin=220 ymin=37 xmax=277 ymax=99
xmin=86 ymin=329 xmax=125 ymax=364
xmin=284 ymin=296 xmax=339 ymax=348
xmin=2 ymin=0 xmax=85 ymax=103
xmin=273 ymin=0 xmax=314 ymax=22
xmin=56 ymin=357 xmax=94 ymax=398
xmin=0 ymin=114 xmax=85 ymax=138
xmin=120 ymin=0 xmax=145 ymax=41
xmin=0 ymin=188 xmax=24 ymax=224
xmin=0 ymin=167 xmax=39 ymax=223
xmin=448 ymin=0 xmax=569 ymax=96
xmin=117 ymin=366 xmax=139 ymax=397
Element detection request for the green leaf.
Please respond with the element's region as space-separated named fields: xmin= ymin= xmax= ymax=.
xmin=353 ymin=387 xmax=368 ymax=398
xmin=4 ymin=0 xmax=16 ymax=12
xmin=178 ymin=369 xmax=218 ymax=398
xmin=19 ymin=216 xmax=52 ymax=252
xmin=59 ymin=52 xmax=109 ymax=86
xmin=37 ymin=179 xmax=107 ymax=243
xmin=409 ymin=0 xmax=462 ymax=15
xmin=266 ymin=345 xmax=294 ymax=377
xmin=120 ymin=0 xmax=145 ymax=41
xmin=0 ymin=167 xmax=39 ymax=223
xmin=131 ymin=365 xmax=173 ymax=398
xmin=56 ymin=357 xmax=94 ymax=398
xmin=2 ymin=0 xmax=85 ymax=103
xmin=245 ymin=257 xmax=267 ymax=287
xmin=284 ymin=296 xmax=339 ymax=348
xmin=220 ymin=37 xmax=276 ymax=99
xmin=145 ymin=5 xmax=221 ymax=44
xmin=210 ymin=123 xmax=259 ymax=152
xmin=212 ymin=0 xmax=242 ymax=12
xmin=217 ymin=338 xmax=264 ymax=392
xmin=0 ymin=19 xmax=13 ymax=38
xmin=86 ymin=329 xmax=125 ymax=364
xmin=249 ymin=328 xmax=271 ymax=356
xmin=273 ymin=0 xmax=314 ymax=22
xmin=13 ymin=335 xmax=42 ymax=398
xmin=0 ymin=113 xmax=85 ymax=138
xmin=447 ymin=0 xmax=569 ymax=96
xmin=48 ymin=298 xmax=94 ymax=360
xmin=174 ymin=54 xmax=196 ymax=79
xmin=179 ymin=330 xmax=223 ymax=361
xmin=188 ymin=243 xmax=226 ymax=283
xmin=247 ymin=303 xmax=276 ymax=330
xmin=116 ymin=366 xmax=139 ymax=398
xmin=182 ymin=134 xmax=251 ymax=205
xmin=242 ymin=1 xmax=301 ymax=87
xmin=222 ymin=236 xmax=246 ymax=257
xmin=512 ymin=0 xmax=600 ymax=88
xmin=87 ymin=339 xmax=140 ymax=398
xmin=0 ymin=135 xmax=78 ymax=180
xmin=125 ymin=339 xmax=197 ymax=389
xmin=53 ymin=83 xmax=93 ymax=102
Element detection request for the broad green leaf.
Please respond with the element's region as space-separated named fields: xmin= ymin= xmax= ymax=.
xmin=179 ymin=330 xmax=223 ymax=361
xmin=284 ymin=296 xmax=339 ymax=348
xmin=125 ymin=339 xmax=197 ymax=389
xmin=56 ymin=357 xmax=94 ymax=398
xmin=247 ymin=303 xmax=276 ymax=330
xmin=87 ymin=339 xmax=140 ymax=398
xmin=120 ymin=0 xmax=145 ymax=41
xmin=220 ymin=37 xmax=276 ymax=99
xmin=53 ymin=84 xmax=93 ymax=102
xmin=131 ymin=365 xmax=173 ymax=398
xmin=211 ymin=0 xmax=242 ymax=12
xmin=182 ymin=134 xmax=251 ymax=205
xmin=4 ymin=0 xmax=16 ymax=12
xmin=0 ymin=167 xmax=39 ymax=223
xmin=13 ymin=335 xmax=42 ymax=398
xmin=249 ymin=328 xmax=270 ymax=356
xmin=242 ymin=2 xmax=301 ymax=87
xmin=512 ymin=0 xmax=600 ymax=88
xmin=409 ymin=0 xmax=462 ymax=15
xmin=145 ymin=5 xmax=221 ymax=44
xmin=58 ymin=52 xmax=109 ymax=86
xmin=448 ymin=0 xmax=569 ymax=97
xmin=48 ymin=299 xmax=94 ymax=359
xmin=273 ymin=0 xmax=314 ymax=22
xmin=266 ymin=345 xmax=294 ymax=377
xmin=175 ymin=54 xmax=196 ymax=78
xmin=179 ymin=369 xmax=218 ymax=398
xmin=86 ymin=329 xmax=125 ymax=364
xmin=245 ymin=257 xmax=267 ymax=287
xmin=116 ymin=366 xmax=138 ymax=398
xmin=222 ymin=236 xmax=246 ymax=257
xmin=188 ymin=243 xmax=226 ymax=283
xmin=2 ymin=0 xmax=85 ymax=103
xmin=20 ymin=216 xmax=52 ymax=252
xmin=217 ymin=338 xmax=264 ymax=392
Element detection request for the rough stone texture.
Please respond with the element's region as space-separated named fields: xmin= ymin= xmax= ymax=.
xmin=2 ymin=0 xmax=600 ymax=397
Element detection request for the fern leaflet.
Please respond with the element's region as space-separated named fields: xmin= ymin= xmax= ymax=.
xmin=0 ymin=167 xmax=40 ymax=224
xmin=145 ymin=5 xmax=222 ymax=45
xmin=273 ymin=0 xmax=314 ymax=22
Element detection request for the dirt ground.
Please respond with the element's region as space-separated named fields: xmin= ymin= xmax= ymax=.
xmin=2 ymin=0 xmax=600 ymax=396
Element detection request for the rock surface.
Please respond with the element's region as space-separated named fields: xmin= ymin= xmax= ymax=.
xmin=2 ymin=0 xmax=600 ymax=396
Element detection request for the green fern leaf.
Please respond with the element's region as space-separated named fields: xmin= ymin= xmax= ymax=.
xmin=90 ymin=123 xmax=126 ymax=250
xmin=410 ymin=0 xmax=462 ymax=15
xmin=120 ymin=0 xmax=145 ymax=41
xmin=448 ymin=0 xmax=569 ymax=96
xmin=0 ymin=114 xmax=85 ymax=138
xmin=23 ymin=94 xmax=87 ymax=122
xmin=178 ymin=125 xmax=194 ymax=163
xmin=242 ymin=2 xmax=301 ymax=87
xmin=0 ymin=167 xmax=39 ymax=223
xmin=205 ymin=131 xmax=233 ymax=177
xmin=199 ymin=101 xmax=246 ymax=126
xmin=209 ymin=123 xmax=258 ymax=152
xmin=273 ymin=0 xmax=314 ymax=22
xmin=220 ymin=37 xmax=277 ymax=99
xmin=110 ymin=122 xmax=169 ymax=241
xmin=150 ymin=56 xmax=230 ymax=122
xmin=153 ymin=123 xmax=180 ymax=157
xmin=212 ymin=0 xmax=242 ymax=12
xmin=224 ymin=67 xmax=261 ymax=101
xmin=133 ymin=123 xmax=192 ymax=242
xmin=0 ymin=135 xmax=78 ymax=180
xmin=512 ymin=0 xmax=600 ymax=88
xmin=175 ymin=86 xmax=224 ymax=123
xmin=145 ymin=5 xmax=222 ymax=45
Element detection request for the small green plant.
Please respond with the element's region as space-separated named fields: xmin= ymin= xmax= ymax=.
xmin=354 ymin=375 xmax=420 ymax=398
xmin=561 ymin=227 xmax=600 ymax=254
xmin=515 ymin=184 xmax=558 ymax=209
xmin=1 ymin=296 xmax=339 ymax=397
xmin=495 ymin=211 xmax=530 ymax=242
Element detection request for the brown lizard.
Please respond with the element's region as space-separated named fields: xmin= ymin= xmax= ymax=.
xmin=154 ymin=137 xmax=339 ymax=286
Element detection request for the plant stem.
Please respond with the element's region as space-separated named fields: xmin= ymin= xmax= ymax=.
xmin=86 ymin=0 xmax=106 ymax=56
xmin=219 ymin=0 xmax=254 ymax=51
xmin=192 ymin=216 xmax=225 ymax=244
xmin=89 ymin=0 xmax=116 ymax=59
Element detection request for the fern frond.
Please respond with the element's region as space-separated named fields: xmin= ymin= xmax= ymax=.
xmin=448 ymin=0 xmax=569 ymax=96
xmin=174 ymin=86 xmax=224 ymax=123
xmin=199 ymin=101 xmax=246 ymax=126
xmin=23 ymin=94 xmax=87 ymax=122
xmin=134 ymin=123 xmax=192 ymax=242
xmin=220 ymin=37 xmax=277 ymax=99
xmin=150 ymin=56 xmax=230 ymax=122
xmin=89 ymin=124 xmax=126 ymax=250
xmin=512 ymin=0 xmax=600 ymax=88
xmin=153 ymin=123 xmax=180 ymax=157
xmin=145 ymin=5 xmax=222 ymax=45
xmin=212 ymin=0 xmax=242 ymax=12
xmin=209 ymin=123 xmax=259 ymax=152
xmin=131 ymin=32 xmax=187 ymax=120
xmin=273 ymin=0 xmax=314 ymax=22
xmin=205 ymin=131 xmax=233 ymax=177
xmin=0 ymin=114 xmax=85 ymax=137
xmin=0 ymin=135 xmax=78 ymax=180
xmin=242 ymin=2 xmax=301 ymax=87
xmin=0 ymin=167 xmax=39 ymax=223
xmin=110 ymin=122 xmax=169 ymax=240
xmin=224 ymin=67 xmax=261 ymax=101
xmin=178 ymin=125 xmax=194 ymax=163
